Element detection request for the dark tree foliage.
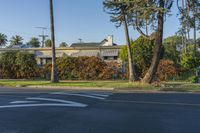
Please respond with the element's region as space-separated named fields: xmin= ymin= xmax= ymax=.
xmin=163 ymin=35 xmax=182 ymax=64
xmin=27 ymin=37 xmax=40 ymax=48
xmin=120 ymin=36 xmax=155 ymax=77
xmin=177 ymin=0 xmax=200 ymax=56
xmin=59 ymin=42 xmax=68 ymax=47
xmin=45 ymin=39 xmax=52 ymax=47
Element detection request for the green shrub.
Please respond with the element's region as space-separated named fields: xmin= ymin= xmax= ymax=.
xmin=120 ymin=36 xmax=155 ymax=77
xmin=187 ymin=76 xmax=199 ymax=83
xmin=15 ymin=52 xmax=39 ymax=79
xmin=0 ymin=51 xmax=18 ymax=79
xmin=181 ymin=45 xmax=200 ymax=70
xmin=0 ymin=51 xmax=39 ymax=79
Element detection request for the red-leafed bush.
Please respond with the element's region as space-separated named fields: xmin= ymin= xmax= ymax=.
xmin=75 ymin=56 xmax=106 ymax=80
xmin=157 ymin=59 xmax=177 ymax=81
xmin=99 ymin=62 xmax=123 ymax=80
xmin=43 ymin=56 xmax=124 ymax=80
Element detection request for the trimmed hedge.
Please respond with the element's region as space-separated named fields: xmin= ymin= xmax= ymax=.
xmin=44 ymin=56 xmax=124 ymax=80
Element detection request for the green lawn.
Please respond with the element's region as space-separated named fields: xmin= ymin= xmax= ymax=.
xmin=0 ymin=80 xmax=200 ymax=92
xmin=161 ymin=81 xmax=200 ymax=92
xmin=0 ymin=80 xmax=156 ymax=90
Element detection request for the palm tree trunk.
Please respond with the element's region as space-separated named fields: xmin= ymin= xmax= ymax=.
xmin=142 ymin=0 xmax=164 ymax=83
xmin=122 ymin=9 xmax=138 ymax=82
xmin=50 ymin=0 xmax=59 ymax=83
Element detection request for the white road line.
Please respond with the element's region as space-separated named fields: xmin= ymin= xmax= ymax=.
xmin=0 ymin=92 xmax=50 ymax=94
xmin=10 ymin=101 xmax=37 ymax=104
xmin=52 ymin=93 xmax=106 ymax=100
xmin=50 ymin=92 xmax=66 ymax=95
xmin=27 ymin=97 xmax=88 ymax=107
xmin=87 ymin=93 xmax=110 ymax=97
xmin=0 ymin=97 xmax=88 ymax=109
xmin=0 ymin=103 xmax=87 ymax=109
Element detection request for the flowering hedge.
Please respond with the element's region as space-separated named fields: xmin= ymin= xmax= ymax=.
xmin=44 ymin=56 xmax=123 ymax=80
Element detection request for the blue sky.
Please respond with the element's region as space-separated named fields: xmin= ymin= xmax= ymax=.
xmin=0 ymin=0 xmax=190 ymax=46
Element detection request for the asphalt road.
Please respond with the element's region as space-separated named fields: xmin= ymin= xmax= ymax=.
xmin=0 ymin=88 xmax=200 ymax=133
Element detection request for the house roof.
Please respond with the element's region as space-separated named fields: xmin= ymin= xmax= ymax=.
xmin=100 ymin=39 xmax=118 ymax=46
xmin=70 ymin=42 xmax=101 ymax=47
xmin=70 ymin=38 xmax=118 ymax=47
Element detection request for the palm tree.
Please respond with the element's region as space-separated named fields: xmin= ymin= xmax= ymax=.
xmin=49 ymin=0 xmax=59 ymax=83
xmin=0 ymin=33 xmax=8 ymax=47
xmin=10 ymin=35 xmax=23 ymax=46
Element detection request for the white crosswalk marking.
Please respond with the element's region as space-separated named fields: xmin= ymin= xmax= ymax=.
xmin=0 ymin=103 xmax=87 ymax=109
xmin=51 ymin=92 xmax=112 ymax=100
xmin=10 ymin=101 xmax=37 ymax=104
xmin=0 ymin=97 xmax=88 ymax=109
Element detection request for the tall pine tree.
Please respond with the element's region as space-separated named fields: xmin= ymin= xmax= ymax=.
xmin=104 ymin=0 xmax=139 ymax=82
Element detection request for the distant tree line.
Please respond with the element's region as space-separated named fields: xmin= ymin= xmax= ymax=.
xmin=0 ymin=33 xmax=68 ymax=48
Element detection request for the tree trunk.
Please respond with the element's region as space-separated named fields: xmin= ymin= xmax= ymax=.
xmin=122 ymin=9 xmax=138 ymax=82
xmin=142 ymin=0 xmax=164 ymax=84
xmin=193 ymin=12 xmax=197 ymax=58
xmin=181 ymin=0 xmax=187 ymax=53
xmin=186 ymin=1 xmax=190 ymax=45
xmin=50 ymin=0 xmax=59 ymax=83
xmin=146 ymin=19 xmax=149 ymax=36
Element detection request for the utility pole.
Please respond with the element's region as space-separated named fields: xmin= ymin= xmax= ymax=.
xmin=49 ymin=0 xmax=59 ymax=83
xmin=35 ymin=27 xmax=49 ymax=47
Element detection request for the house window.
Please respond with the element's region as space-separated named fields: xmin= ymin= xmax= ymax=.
xmin=104 ymin=56 xmax=108 ymax=60
xmin=114 ymin=56 xmax=118 ymax=60
xmin=40 ymin=58 xmax=44 ymax=66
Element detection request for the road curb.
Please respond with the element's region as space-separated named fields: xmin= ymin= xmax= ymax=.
xmin=26 ymin=85 xmax=114 ymax=91
xmin=113 ymin=89 xmax=200 ymax=94
xmin=1 ymin=85 xmax=200 ymax=94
